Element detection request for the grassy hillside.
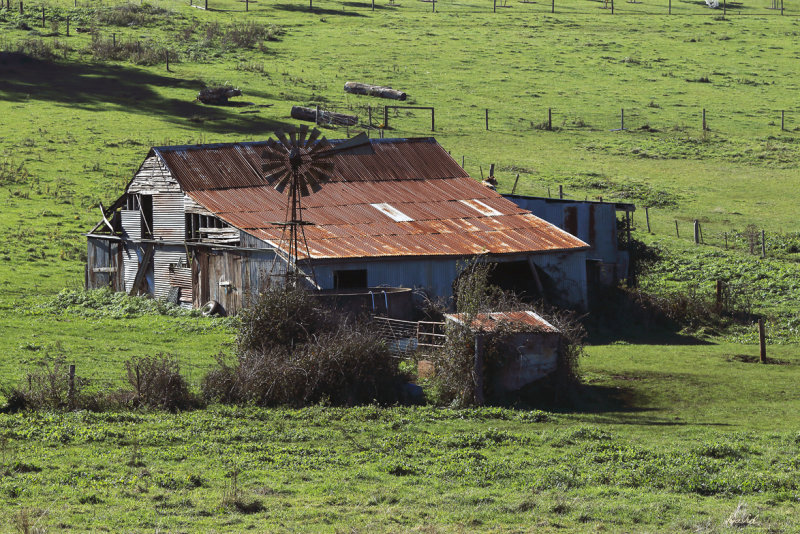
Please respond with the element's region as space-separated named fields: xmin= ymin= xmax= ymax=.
xmin=2 ymin=1 xmax=800 ymax=530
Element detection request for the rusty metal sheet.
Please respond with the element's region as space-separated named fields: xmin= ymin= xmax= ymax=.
xmin=149 ymin=138 xmax=587 ymax=260
xmin=445 ymin=311 xmax=559 ymax=333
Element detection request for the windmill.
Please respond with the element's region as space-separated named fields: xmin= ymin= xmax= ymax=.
xmin=260 ymin=125 xmax=372 ymax=287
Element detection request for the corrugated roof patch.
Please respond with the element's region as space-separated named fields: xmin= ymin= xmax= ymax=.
xmin=371 ymin=203 xmax=413 ymax=222
xmin=460 ymin=199 xmax=503 ymax=217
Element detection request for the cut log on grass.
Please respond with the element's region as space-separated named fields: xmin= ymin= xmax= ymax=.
xmin=197 ymin=86 xmax=242 ymax=105
xmin=344 ymin=82 xmax=407 ymax=101
xmin=291 ymin=105 xmax=358 ymax=126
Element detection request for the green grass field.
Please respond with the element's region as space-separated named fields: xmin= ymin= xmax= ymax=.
xmin=2 ymin=0 xmax=800 ymax=530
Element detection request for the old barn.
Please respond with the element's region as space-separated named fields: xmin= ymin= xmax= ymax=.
xmin=85 ymin=137 xmax=589 ymax=315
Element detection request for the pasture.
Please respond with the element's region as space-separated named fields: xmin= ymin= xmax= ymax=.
xmin=1 ymin=0 xmax=800 ymax=530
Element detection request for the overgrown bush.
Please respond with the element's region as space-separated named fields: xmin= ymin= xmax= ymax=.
xmin=126 ymin=354 xmax=196 ymax=411
xmin=203 ymin=286 xmax=405 ymax=406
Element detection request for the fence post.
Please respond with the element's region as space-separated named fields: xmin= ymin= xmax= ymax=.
xmin=474 ymin=334 xmax=485 ymax=406
xmin=668 ymin=0 xmax=671 ymax=14
xmin=165 ymin=50 xmax=170 ymax=72
xmin=66 ymin=17 xmax=69 ymax=36
xmin=431 ymin=108 xmax=435 ymax=131
xmin=485 ymin=108 xmax=489 ymax=130
xmin=368 ymin=105 xmax=372 ymax=128
xmin=675 ymin=220 xmax=679 ymax=238
xmin=693 ymin=220 xmax=700 ymax=244
xmin=758 ymin=319 xmax=767 ymax=363
xmin=384 ymin=106 xmax=388 ymax=129
xmin=511 ymin=173 xmax=520 ymax=195
xmin=781 ymin=110 xmax=785 ymax=131
xmin=372 ymin=0 xmax=375 ymax=9
xmin=493 ymin=0 xmax=496 ymax=12
xmin=645 ymin=206 xmax=651 ymax=233
xmin=611 ymin=0 xmax=614 ymax=13
xmin=41 ymin=5 xmax=44 ymax=28
xmin=702 ymin=108 xmax=707 ymax=131
xmin=548 ymin=108 xmax=552 ymax=130
xmin=551 ymin=0 xmax=554 ymax=12
xmin=462 ymin=155 xmax=465 ymax=168
xmin=558 ymin=185 xmax=563 ymax=199
xmin=715 ymin=279 xmax=723 ymax=311
xmin=19 ymin=1 xmax=22 ymax=15
xmin=620 ymin=108 xmax=624 ymax=130
xmin=724 ymin=232 xmax=728 ymax=249
xmin=246 ymin=0 xmax=248 ymax=11
xmin=68 ymin=364 xmax=76 ymax=408
xmin=780 ymin=0 xmax=783 ymax=14
xmin=761 ymin=229 xmax=766 ymax=258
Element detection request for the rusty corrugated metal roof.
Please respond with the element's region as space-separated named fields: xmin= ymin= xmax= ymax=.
xmin=149 ymin=137 xmax=588 ymax=260
xmin=445 ymin=311 xmax=559 ymax=333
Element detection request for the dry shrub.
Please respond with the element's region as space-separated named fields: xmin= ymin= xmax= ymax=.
xmin=125 ymin=354 xmax=196 ymax=411
xmin=203 ymin=286 xmax=404 ymax=406
xmin=1 ymin=356 xmax=196 ymax=413
xmin=94 ymin=3 xmax=169 ymax=27
xmin=87 ymin=36 xmax=174 ymax=65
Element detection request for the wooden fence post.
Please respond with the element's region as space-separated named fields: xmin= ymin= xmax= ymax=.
xmin=384 ymin=106 xmax=388 ymax=129
xmin=645 ymin=206 xmax=651 ymax=233
xmin=19 ymin=1 xmax=23 ymax=15
xmin=165 ymin=50 xmax=170 ymax=72
xmin=758 ymin=319 xmax=767 ymax=363
xmin=41 ymin=5 xmax=45 ymax=28
xmin=68 ymin=364 xmax=76 ymax=408
xmin=474 ymin=334 xmax=485 ymax=406
xmin=781 ymin=110 xmax=785 ymax=131
xmin=431 ymin=108 xmax=435 ymax=131
xmin=761 ymin=229 xmax=766 ymax=258
xmin=246 ymin=0 xmax=248 ymax=11
xmin=551 ymin=0 xmax=554 ymax=12
xmin=461 ymin=155 xmax=465 ymax=168
xmin=558 ymin=185 xmax=564 ymax=199
xmin=668 ymin=0 xmax=671 ymax=14
xmin=693 ymin=220 xmax=700 ymax=244
xmin=702 ymin=108 xmax=707 ymax=131
xmin=548 ymin=107 xmax=552 ymax=130
xmin=675 ymin=220 xmax=679 ymax=238
xmin=493 ymin=0 xmax=496 ymax=12
xmin=511 ymin=173 xmax=520 ymax=195
xmin=485 ymin=108 xmax=489 ymax=130
xmin=715 ymin=279 xmax=723 ymax=310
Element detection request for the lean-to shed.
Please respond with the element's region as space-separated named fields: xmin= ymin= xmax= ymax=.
xmin=86 ymin=137 xmax=589 ymax=315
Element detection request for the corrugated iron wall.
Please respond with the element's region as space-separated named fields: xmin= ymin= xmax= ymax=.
xmin=530 ymin=251 xmax=588 ymax=310
xmin=120 ymin=210 xmax=141 ymax=241
xmin=153 ymin=245 xmax=187 ymax=299
xmin=153 ymin=193 xmax=185 ymax=241
xmin=313 ymin=257 xmax=460 ymax=299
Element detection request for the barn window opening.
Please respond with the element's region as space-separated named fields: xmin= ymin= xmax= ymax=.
xmin=140 ymin=194 xmax=153 ymax=238
xmin=333 ymin=269 xmax=368 ymax=289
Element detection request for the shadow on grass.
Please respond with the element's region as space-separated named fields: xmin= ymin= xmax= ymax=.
xmin=273 ymin=3 xmax=367 ymax=15
xmin=0 ymin=53 xmax=290 ymax=136
xmin=340 ymin=0 xmax=399 ymax=9
xmin=586 ymin=323 xmax=714 ymax=346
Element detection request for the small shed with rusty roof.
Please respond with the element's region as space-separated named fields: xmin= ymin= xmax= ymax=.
xmin=445 ymin=310 xmax=561 ymax=397
xmin=85 ymin=137 xmax=589 ymax=315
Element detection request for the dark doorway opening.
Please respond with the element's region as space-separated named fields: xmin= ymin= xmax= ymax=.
xmin=487 ymin=260 xmax=544 ymax=300
xmin=333 ymin=269 xmax=368 ymax=289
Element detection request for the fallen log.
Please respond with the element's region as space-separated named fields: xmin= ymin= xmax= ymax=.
xmin=344 ymin=82 xmax=407 ymax=101
xmin=291 ymin=105 xmax=358 ymax=126
xmin=197 ymin=86 xmax=242 ymax=105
